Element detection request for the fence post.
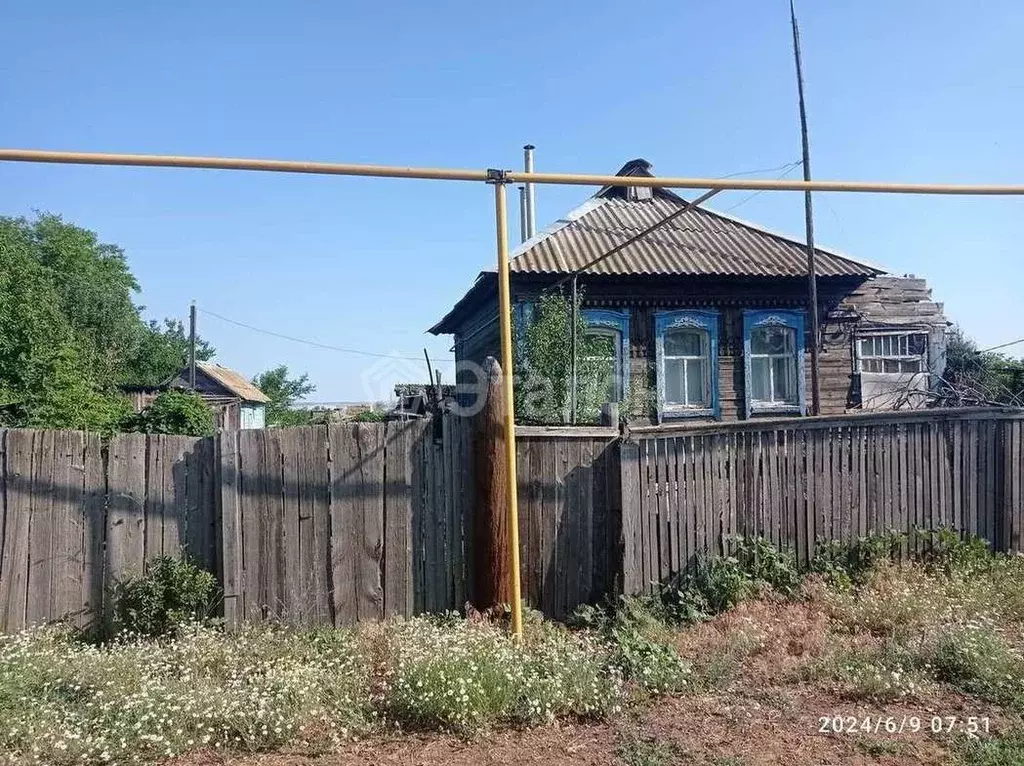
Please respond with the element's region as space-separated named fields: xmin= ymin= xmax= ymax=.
xmin=470 ymin=357 xmax=510 ymax=610
xmin=619 ymin=437 xmax=641 ymax=596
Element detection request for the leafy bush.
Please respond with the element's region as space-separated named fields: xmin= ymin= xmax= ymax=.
xmin=652 ymin=536 xmax=800 ymax=624
xmin=811 ymin=532 xmax=904 ymax=587
xmin=921 ymin=528 xmax=993 ymax=577
xmin=730 ymin=535 xmax=801 ymax=595
xmin=352 ymin=409 xmax=387 ymax=422
xmin=109 ymin=557 xmax=218 ymax=638
xmin=569 ymin=597 xmax=690 ymax=696
xmin=514 ymin=291 xmax=615 ymax=425
xmin=124 ymin=390 xmax=215 ymax=436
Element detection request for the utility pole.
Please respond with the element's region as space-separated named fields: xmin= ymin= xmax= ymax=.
xmin=189 ymin=300 xmax=197 ymax=390
xmin=791 ymin=0 xmax=820 ymax=415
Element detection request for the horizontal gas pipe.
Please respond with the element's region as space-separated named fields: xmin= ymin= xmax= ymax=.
xmin=2 ymin=149 xmax=1023 ymax=195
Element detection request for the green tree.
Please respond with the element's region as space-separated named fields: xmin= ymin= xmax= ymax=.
xmin=252 ymin=366 xmax=315 ymax=426
xmin=128 ymin=319 xmax=215 ymax=387
xmin=124 ymin=390 xmax=215 ymax=437
xmin=942 ymin=326 xmax=1024 ymax=406
xmin=514 ymin=291 xmax=613 ymax=425
xmin=0 ymin=213 xmax=214 ymax=429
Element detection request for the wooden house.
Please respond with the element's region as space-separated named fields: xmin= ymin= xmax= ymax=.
xmin=125 ymin=361 xmax=269 ymax=430
xmin=429 ymin=159 xmax=948 ymax=424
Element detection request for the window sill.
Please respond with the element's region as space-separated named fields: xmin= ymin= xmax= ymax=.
xmin=748 ymin=403 xmax=802 ymax=417
xmin=661 ymin=407 xmax=717 ymax=421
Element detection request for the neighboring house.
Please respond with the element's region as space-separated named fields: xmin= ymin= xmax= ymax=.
xmin=429 ymin=159 xmax=948 ymax=424
xmin=124 ymin=361 xmax=269 ymax=430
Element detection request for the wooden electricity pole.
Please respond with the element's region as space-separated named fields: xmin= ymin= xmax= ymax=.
xmin=471 ymin=357 xmax=511 ymax=609
xmin=189 ymin=300 xmax=197 ymax=390
xmin=791 ymin=0 xmax=821 ymax=415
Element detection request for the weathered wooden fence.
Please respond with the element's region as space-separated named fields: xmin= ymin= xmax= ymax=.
xmin=4 ymin=408 xmax=1024 ymax=633
xmin=1 ymin=430 xmax=217 ymax=632
xmin=219 ymin=417 xmax=471 ymax=627
xmin=0 ymin=417 xmax=471 ymax=632
xmin=514 ymin=428 xmax=620 ymax=619
xmin=621 ymin=409 xmax=1024 ymax=594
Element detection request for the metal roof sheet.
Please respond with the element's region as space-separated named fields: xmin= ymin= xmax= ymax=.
xmin=508 ymin=195 xmax=882 ymax=278
xmin=196 ymin=362 xmax=270 ymax=403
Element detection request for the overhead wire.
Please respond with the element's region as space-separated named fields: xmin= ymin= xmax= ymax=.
xmin=978 ymin=337 xmax=1024 ymax=354
xmin=722 ymin=161 xmax=804 ymax=213
xmin=198 ymin=308 xmax=455 ymax=363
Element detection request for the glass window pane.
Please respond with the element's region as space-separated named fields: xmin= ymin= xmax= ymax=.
xmin=686 ymin=358 xmax=706 ymax=405
xmin=909 ymin=334 xmax=927 ymax=356
xmin=665 ymin=328 xmax=703 ymax=357
xmin=897 ymin=359 xmax=919 ymax=373
xmin=665 ymin=358 xmax=686 ymax=403
xmin=750 ymin=357 xmax=771 ymax=401
xmin=751 ymin=326 xmax=791 ymax=355
xmin=772 ymin=356 xmax=795 ymax=402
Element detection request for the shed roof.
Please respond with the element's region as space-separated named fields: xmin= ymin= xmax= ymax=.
xmin=194 ymin=362 xmax=270 ymax=403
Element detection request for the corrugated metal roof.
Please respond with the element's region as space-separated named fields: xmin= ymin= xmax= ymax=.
xmin=509 ymin=195 xmax=882 ymax=278
xmin=429 ymin=159 xmax=888 ymax=335
xmin=196 ymin=362 xmax=270 ymax=403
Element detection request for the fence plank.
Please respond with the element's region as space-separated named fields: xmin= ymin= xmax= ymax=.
xmin=1 ymin=431 xmax=34 ymax=631
xmin=238 ymin=430 xmax=267 ymax=621
xmin=330 ymin=424 xmax=385 ymax=625
xmin=106 ymin=433 xmax=147 ymax=585
xmin=386 ymin=421 xmax=418 ymax=618
xmin=24 ymin=430 xmax=55 ymax=627
xmin=81 ymin=433 xmax=105 ymax=628
xmin=620 ymin=440 xmax=641 ymax=595
xmin=219 ymin=431 xmax=242 ymax=628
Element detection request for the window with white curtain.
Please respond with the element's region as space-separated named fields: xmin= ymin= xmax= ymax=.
xmin=663 ymin=327 xmax=710 ymax=407
xmin=749 ymin=325 xmax=798 ymax=405
xmin=654 ymin=309 xmax=719 ymax=421
xmin=743 ymin=310 xmax=806 ymax=416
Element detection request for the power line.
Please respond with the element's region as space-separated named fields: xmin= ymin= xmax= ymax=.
xmin=716 ymin=159 xmax=803 ymax=179
xmin=198 ymin=308 xmax=455 ymax=363
xmin=978 ymin=337 xmax=1024 ymax=354
xmin=722 ymin=162 xmax=804 ymax=213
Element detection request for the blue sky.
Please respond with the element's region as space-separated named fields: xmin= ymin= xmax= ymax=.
xmin=2 ymin=1 xmax=1021 ymax=402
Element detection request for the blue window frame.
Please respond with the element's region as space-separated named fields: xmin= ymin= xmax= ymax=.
xmin=742 ymin=309 xmax=806 ymax=417
xmin=581 ymin=309 xmax=630 ymax=403
xmin=654 ymin=310 xmax=720 ymax=422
